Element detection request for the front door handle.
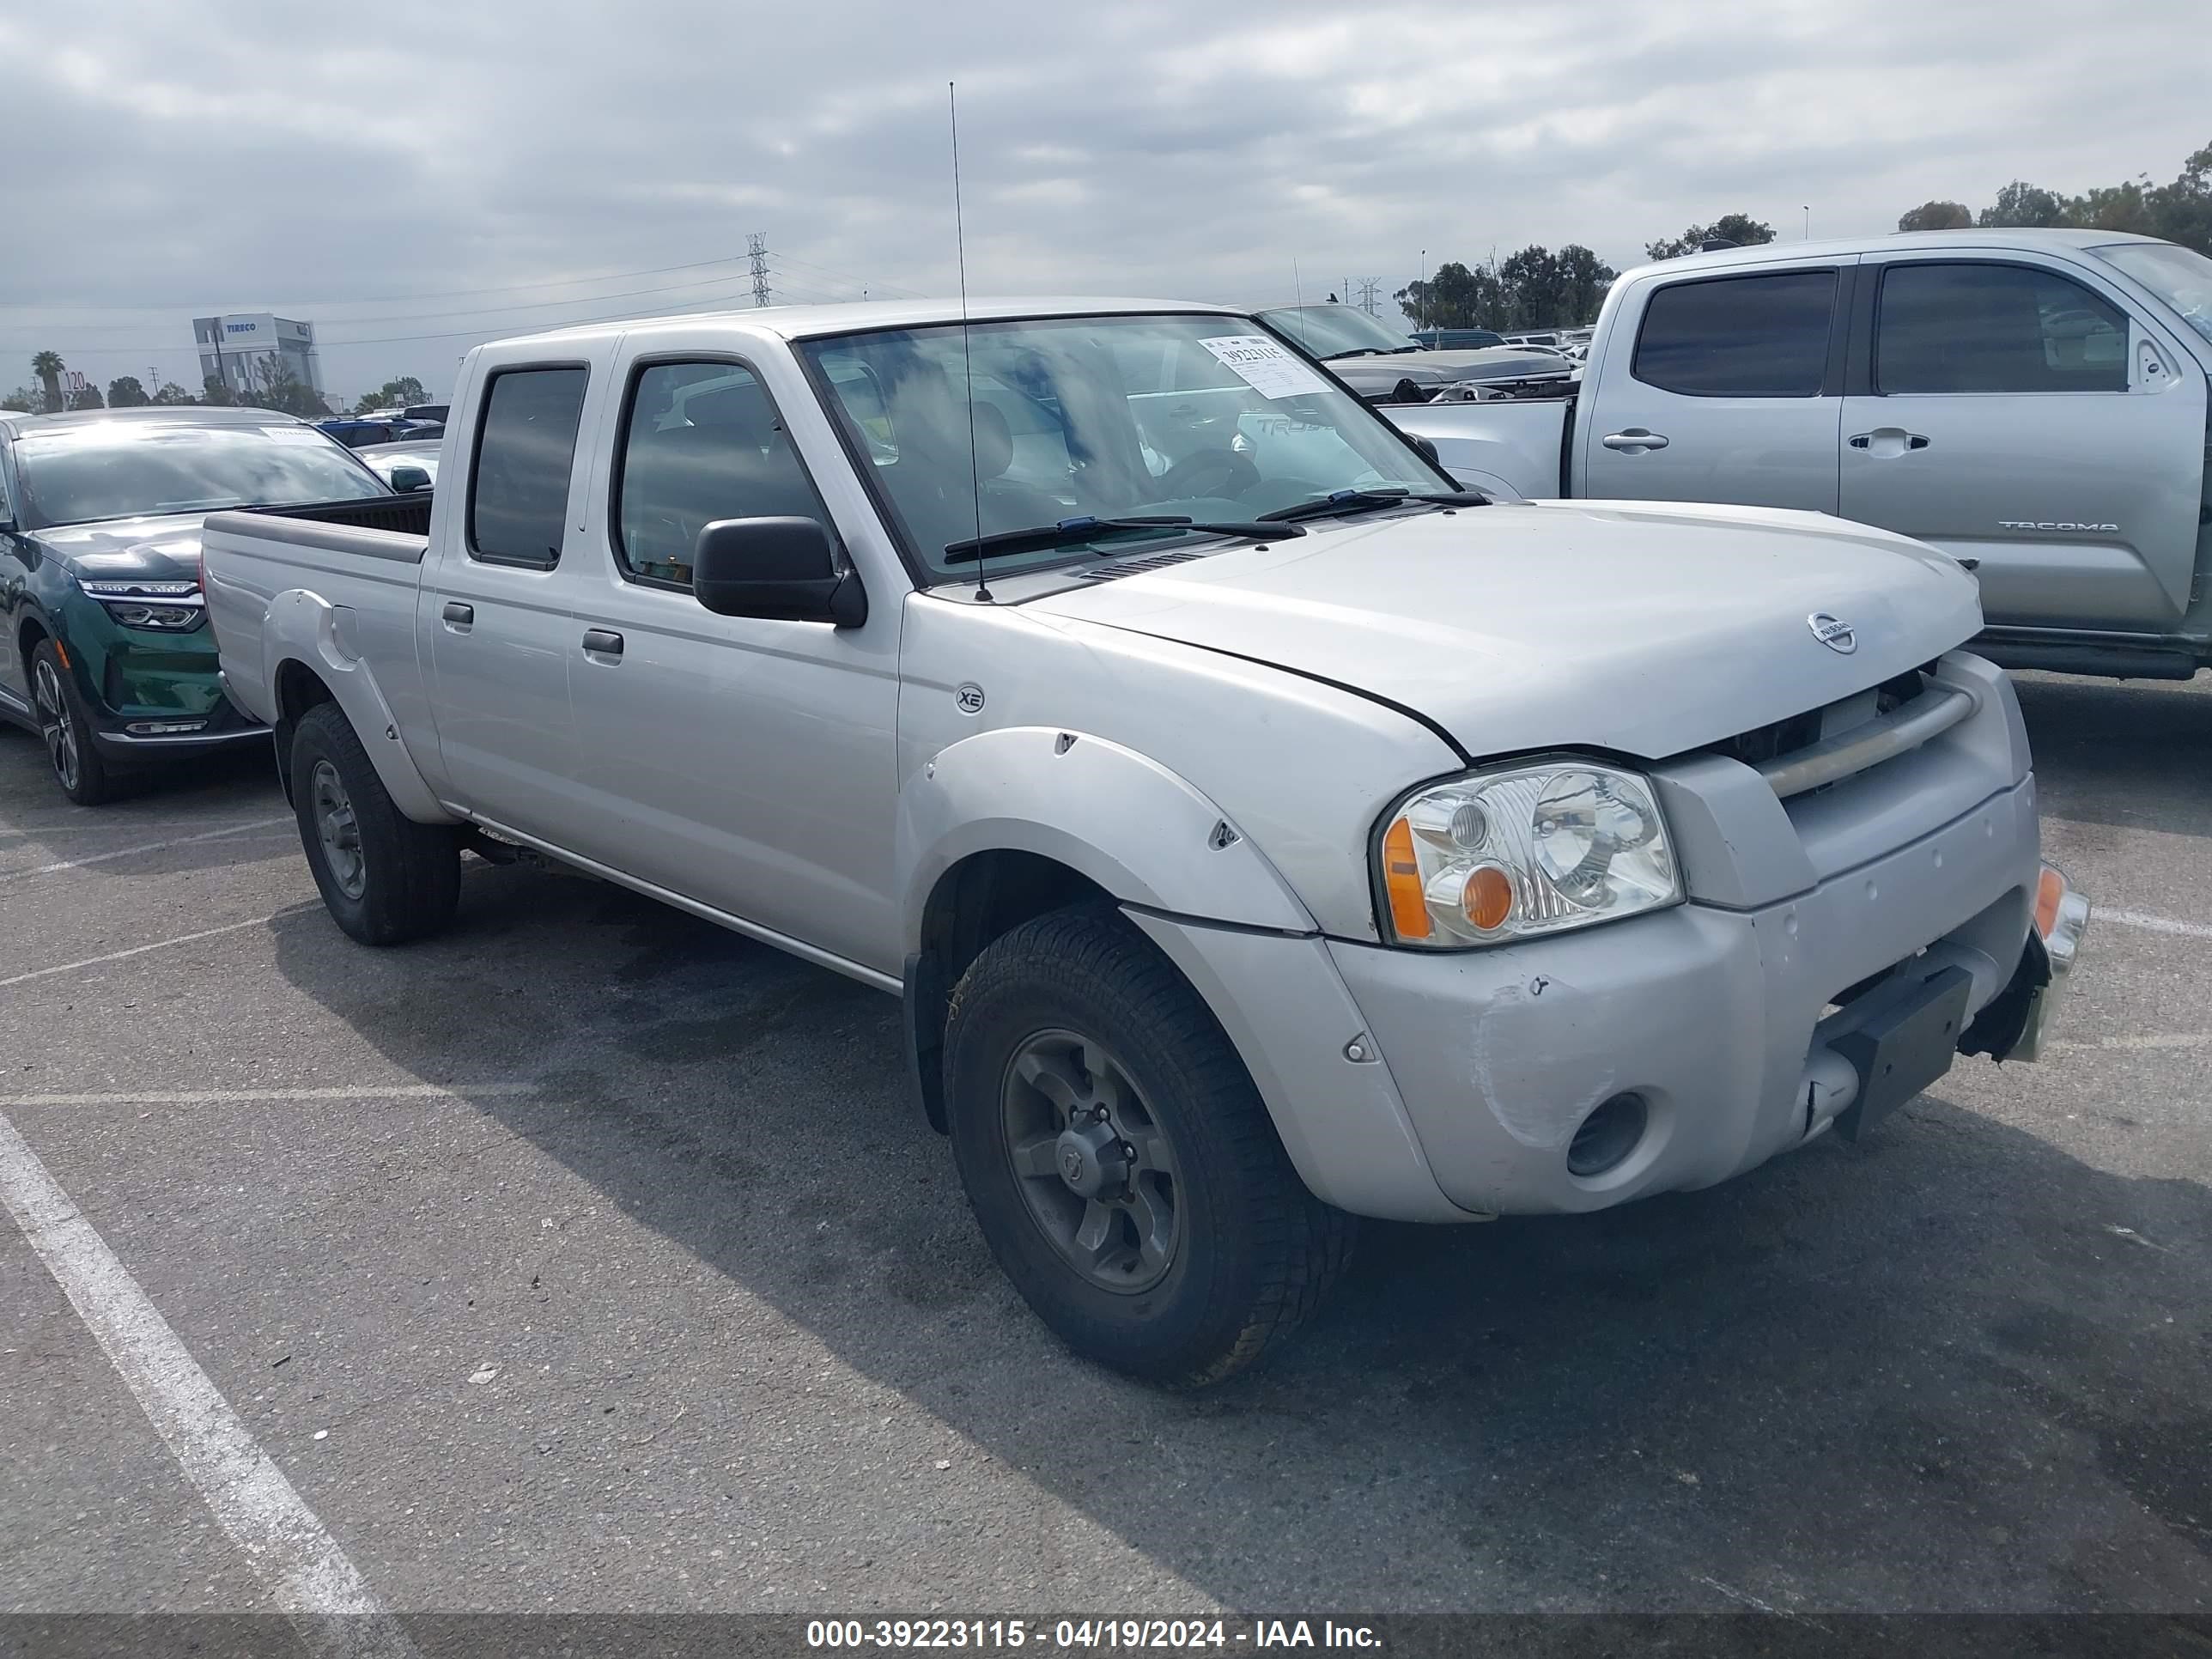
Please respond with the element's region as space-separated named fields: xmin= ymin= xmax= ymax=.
xmin=580 ymin=628 xmax=624 ymax=657
xmin=1601 ymin=428 xmax=1668 ymax=453
xmin=441 ymin=601 xmax=473 ymax=627
xmin=1849 ymin=429 xmax=1929 ymax=456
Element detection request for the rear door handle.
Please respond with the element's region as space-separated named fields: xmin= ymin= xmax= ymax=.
xmin=1849 ymin=429 xmax=1929 ymax=455
xmin=581 ymin=628 xmax=624 ymax=657
xmin=441 ymin=601 xmax=473 ymax=627
xmin=1601 ymin=428 xmax=1668 ymax=452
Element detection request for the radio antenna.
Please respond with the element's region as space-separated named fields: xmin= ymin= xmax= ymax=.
xmin=950 ymin=81 xmax=990 ymax=604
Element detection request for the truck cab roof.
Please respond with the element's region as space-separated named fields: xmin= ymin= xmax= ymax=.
xmin=1623 ymin=226 xmax=2173 ymax=285
xmin=490 ymin=295 xmax=1243 ymax=353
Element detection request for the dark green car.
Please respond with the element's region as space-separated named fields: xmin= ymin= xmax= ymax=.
xmin=0 ymin=407 xmax=392 ymax=804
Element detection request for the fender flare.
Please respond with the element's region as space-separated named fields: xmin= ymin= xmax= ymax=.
xmin=896 ymin=725 xmax=1315 ymax=951
xmin=262 ymin=587 xmax=452 ymax=823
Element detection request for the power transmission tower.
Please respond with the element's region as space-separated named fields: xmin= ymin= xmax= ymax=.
xmin=1356 ymin=278 xmax=1382 ymax=317
xmin=747 ymin=232 xmax=771 ymax=307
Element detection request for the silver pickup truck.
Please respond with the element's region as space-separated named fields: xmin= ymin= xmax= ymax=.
xmin=201 ymin=298 xmax=2084 ymax=1385
xmin=1390 ymin=231 xmax=2212 ymax=681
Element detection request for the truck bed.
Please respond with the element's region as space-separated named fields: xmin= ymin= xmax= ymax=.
xmin=235 ymin=492 xmax=435 ymax=538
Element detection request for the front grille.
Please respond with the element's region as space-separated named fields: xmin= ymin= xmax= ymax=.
xmin=1702 ymin=665 xmax=1944 ymax=796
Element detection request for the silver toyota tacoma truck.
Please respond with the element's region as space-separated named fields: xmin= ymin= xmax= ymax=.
xmin=1389 ymin=231 xmax=2212 ymax=682
xmin=200 ymin=298 xmax=2087 ymax=1385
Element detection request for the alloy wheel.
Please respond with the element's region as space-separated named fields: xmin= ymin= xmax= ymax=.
xmin=1000 ymin=1028 xmax=1182 ymax=1293
xmin=310 ymin=759 xmax=367 ymax=900
xmin=32 ymin=658 xmax=79 ymax=793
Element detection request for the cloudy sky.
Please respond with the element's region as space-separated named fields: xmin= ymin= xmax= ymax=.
xmin=3 ymin=0 xmax=2204 ymax=405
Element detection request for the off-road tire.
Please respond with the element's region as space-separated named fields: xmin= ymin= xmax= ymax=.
xmin=944 ymin=903 xmax=1355 ymax=1386
xmin=289 ymin=702 xmax=460 ymax=945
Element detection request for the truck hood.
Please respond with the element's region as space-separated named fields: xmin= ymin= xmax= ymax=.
xmin=33 ymin=513 xmax=208 ymax=583
xmin=1028 ymin=500 xmax=1984 ymax=761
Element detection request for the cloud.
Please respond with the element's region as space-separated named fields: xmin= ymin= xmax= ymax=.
xmin=2 ymin=0 xmax=2203 ymax=401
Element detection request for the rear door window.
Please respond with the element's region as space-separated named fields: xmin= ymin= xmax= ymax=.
xmin=467 ymin=367 xmax=588 ymax=567
xmin=1632 ymin=270 xmax=1838 ymax=397
xmin=1875 ymin=262 xmax=2128 ymax=393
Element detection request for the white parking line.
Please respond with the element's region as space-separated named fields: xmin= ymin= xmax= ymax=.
xmin=0 ymin=814 xmax=294 ymax=882
xmin=0 ymin=1084 xmax=534 ymax=1109
xmin=0 ymin=907 xmax=316 ymax=990
xmin=2050 ymin=1030 xmax=2212 ymax=1054
xmin=0 ymin=1112 xmax=416 ymax=1657
xmin=2102 ymin=908 xmax=2212 ymax=941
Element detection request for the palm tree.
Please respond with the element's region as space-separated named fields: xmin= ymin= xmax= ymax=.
xmin=31 ymin=350 xmax=64 ymax=414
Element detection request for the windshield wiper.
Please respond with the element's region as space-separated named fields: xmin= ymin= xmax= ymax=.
xmin=1256 ymin=488 xmax=1491 ymax=525
xmin=942 ymin=514 xmax=1304 ymax=565
xmin=1320 ymin=347 xmax=1423 ymax=361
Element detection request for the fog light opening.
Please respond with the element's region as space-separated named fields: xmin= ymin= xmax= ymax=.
xmin=1567 ymin=1092 xmax=1648 ymax=1178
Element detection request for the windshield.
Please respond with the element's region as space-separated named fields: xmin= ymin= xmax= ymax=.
xmin=1255 ymin=305 xmax=1418 ymax=358
xmin=2090 ymin=241 xmax=2212 ymax=346
xmin=14 ymin=422 xmax=386 ymax=528
xmin=800 ymin=313 xmax=1455 ymax=582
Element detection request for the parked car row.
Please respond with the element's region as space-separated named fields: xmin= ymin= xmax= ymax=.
xmin=1257 ymin=304 xmax=1577 ymax=404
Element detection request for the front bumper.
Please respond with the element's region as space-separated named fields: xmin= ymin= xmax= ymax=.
xmin=56 ymin=600 xmax=272 ymax=760
xmin=88 ymin=693 xmax=271 ymax=757
xmin=1134 ymin=766 xmax=2056 ymax=1224
xmin=1330 ymin=775 xmax=2042 ymax=1215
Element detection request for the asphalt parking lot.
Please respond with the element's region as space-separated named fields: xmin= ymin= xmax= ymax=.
xmin=2 ymin=673 xmax=2208 ymax=1629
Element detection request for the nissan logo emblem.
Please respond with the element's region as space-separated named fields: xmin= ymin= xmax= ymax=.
xmin=1808 ymin=612 xmax=1856 ymax=654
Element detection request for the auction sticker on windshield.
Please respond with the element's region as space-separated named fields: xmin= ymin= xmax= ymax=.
xmin=1199 ymin=335 xmax=1332 ymax=401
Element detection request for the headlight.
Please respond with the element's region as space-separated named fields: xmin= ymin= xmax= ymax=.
xmin=1376 ymin=759 xmax=1680 ymax=947
xmin=77 ymin=579 xmax=206 ymax=631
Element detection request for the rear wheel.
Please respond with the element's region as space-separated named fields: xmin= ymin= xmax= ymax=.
xmin=29 ymin=640 xmax=120 ymax=806
xmin=289 ymin=702 xmax=460 ymax=945
xmin=944 ymin=904 xmax=1355 ymax=1387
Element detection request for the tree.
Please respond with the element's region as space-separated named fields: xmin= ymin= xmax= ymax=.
xmin=31 ymin=350 xmax=64 ymax=414
xmin=1645 ymin=214 xmax=1776 ymax=261
xmin=355 ymin=376 xmax=427 ymax=413
xmin=1555 ymin=244 xmax=1617 ymax=328
xmin=2067 ymin=176 xmax=2154 ymax=235
xmin=1979 ymin=180 xmax=2066 ymax=228
xmin=243 ymin=355 xmax=330 ymax=418
xmin=1919 ymin=139 xmax=2211 ymax=257
xmin=106 ymin=375 xmax=150 ymax=408
xmin=149 ymin=381 xmax=196 ymax=406
xmin=2146 ymin=143 xmax=2212 ymax=257
xmin=1396 ymin=244 xmax=1616 ymax=331
xmin=2 ymin=387 xmax=38 ymax=413
xmin=202 ymin=374 xmax=236 ymax=407
xmin=67 ymin=384 xmax=105 ymax=411
xmin=1898 ymin=200 xmax=1973 ymax=232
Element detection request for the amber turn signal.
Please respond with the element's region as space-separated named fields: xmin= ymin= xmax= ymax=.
xmin=1382 ymin=818 xmax=1431 ymax=940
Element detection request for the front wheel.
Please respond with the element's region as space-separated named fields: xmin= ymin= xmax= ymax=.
xmin=944 ymin=905 xmax=1355 ymax=1387
xmin=29 ymin=640 xmax=121 ymax=805
xmin=289 ymin=702 xmax=460 ymax=945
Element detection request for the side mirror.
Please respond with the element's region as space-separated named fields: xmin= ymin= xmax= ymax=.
xmin=388 ymin=465 xmax=432 ymax=493
xmin=1410 ymin=435 xmax=1441 ymax=466
xmin=692 ymin=516 xmax=867 ymax=628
